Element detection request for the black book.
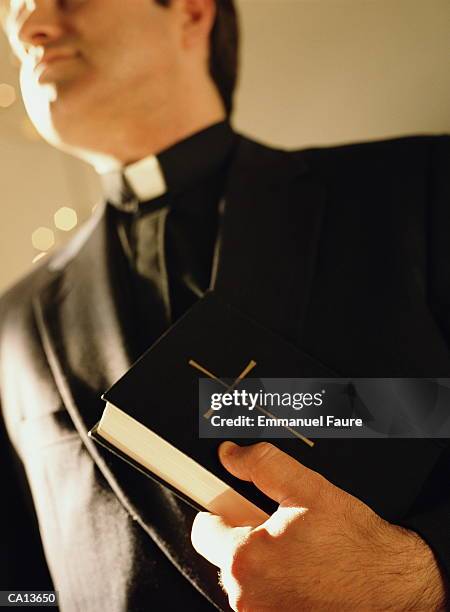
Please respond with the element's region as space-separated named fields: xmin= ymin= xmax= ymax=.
xmin=89 ymin=291 xmax=333 ymax=525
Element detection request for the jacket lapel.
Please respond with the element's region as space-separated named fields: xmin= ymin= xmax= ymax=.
xmin=33 ymin=204 xmax=228 ymax=609
xmin=214 ymin=136 xmax=326 ymax=341
xmin=34 ymin=204 xmax=139 ymax=396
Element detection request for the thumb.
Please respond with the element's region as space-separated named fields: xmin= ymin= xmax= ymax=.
xmin=218 ymin=441 xmax=322 ymax=505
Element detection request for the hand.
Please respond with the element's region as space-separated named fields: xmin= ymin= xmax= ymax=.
xmin=191 ymin=442 xmax=447 ymax=611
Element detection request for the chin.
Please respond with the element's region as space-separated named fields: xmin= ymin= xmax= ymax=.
xmin=23 ymin=61 xmax=95 ymax=130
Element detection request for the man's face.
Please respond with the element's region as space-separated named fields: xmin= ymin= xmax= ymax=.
xmin=4 ymin=0 xmax=184 ymax=150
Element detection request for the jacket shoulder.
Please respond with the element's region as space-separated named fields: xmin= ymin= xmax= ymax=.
xmin=237 ymin=132 xmax=449 ymax=180
xmin=292 ymin=133 xmax=449 ymax=174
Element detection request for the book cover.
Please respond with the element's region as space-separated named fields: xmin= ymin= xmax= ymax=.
xmin=96 ymin=290 xmax=334 ymax=515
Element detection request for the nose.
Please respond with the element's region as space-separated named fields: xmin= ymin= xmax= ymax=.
xmin=17 ymin=1 xmax=66 ymax=50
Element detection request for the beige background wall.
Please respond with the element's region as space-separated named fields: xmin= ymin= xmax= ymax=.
xmin=0 ymin=0 xmax=449 ymax=292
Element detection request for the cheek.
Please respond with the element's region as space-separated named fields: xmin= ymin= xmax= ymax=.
xmin=85 ymin=18 xmax=180 ymax=89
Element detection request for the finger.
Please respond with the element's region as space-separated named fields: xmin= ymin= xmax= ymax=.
xmin=218 ymin=441 xmax=322 ymax=505
xmin=191 ymin=511 xmax=252 ymax=568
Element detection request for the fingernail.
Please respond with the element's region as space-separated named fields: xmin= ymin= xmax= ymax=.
xmin=219 ymin=441 xmax=238 ymax=458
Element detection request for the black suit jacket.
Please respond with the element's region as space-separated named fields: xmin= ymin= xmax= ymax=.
xmin=1 ymin=133 xmax=449 ymax=611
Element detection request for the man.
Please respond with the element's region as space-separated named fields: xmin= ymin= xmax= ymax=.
xmin=0 ymin=0 xmax=448 ymax=610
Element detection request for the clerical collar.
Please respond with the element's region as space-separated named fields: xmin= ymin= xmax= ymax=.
xmin=99 ymin=121 xmax=236 ymax=211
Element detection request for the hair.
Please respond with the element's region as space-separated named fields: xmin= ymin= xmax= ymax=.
xmin=155 ymin=0 xmax=239 ymax=115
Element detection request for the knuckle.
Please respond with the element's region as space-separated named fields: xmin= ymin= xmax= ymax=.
xmin=229 ymin=543 xmax=250 ymax=582
xmin=251 ymin=441 xmax=278 ymax=464
xmin=302 ymin=475 xmax=324 ymax=508
xmin=220 ymin=569 xmax=251 ymax=612
xmin=229 ymin=529 xmax=266 ymax=581
xmin=314 ymin=471 xmax=337 ymax=503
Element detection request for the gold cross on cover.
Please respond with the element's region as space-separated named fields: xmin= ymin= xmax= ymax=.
xmin=189 ymin=359 xmax=314 ymax=448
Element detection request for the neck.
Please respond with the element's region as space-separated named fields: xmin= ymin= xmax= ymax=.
xmin=64 ymin=77 xmax=227 ymax=172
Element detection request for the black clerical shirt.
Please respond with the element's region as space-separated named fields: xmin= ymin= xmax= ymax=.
xmin=101 ymin=121 xmax=237 ymax=352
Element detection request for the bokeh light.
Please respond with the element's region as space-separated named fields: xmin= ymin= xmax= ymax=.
xmin=0 ymin=83 xmax=16 ymax=108
xmin=32 ymin=227 xmax=55 ymax=251
xmin=54 ymin=206 xmax=78 ymax=231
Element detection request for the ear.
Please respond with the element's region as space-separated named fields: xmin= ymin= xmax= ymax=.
xmin=179 ymin=0 xmax=216 ymax=49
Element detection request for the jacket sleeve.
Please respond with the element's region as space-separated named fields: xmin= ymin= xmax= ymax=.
xmin=399 ymin=135 xmax=450 ymax=591
xmin=0 ymin=403 xmax=54 ymax=591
